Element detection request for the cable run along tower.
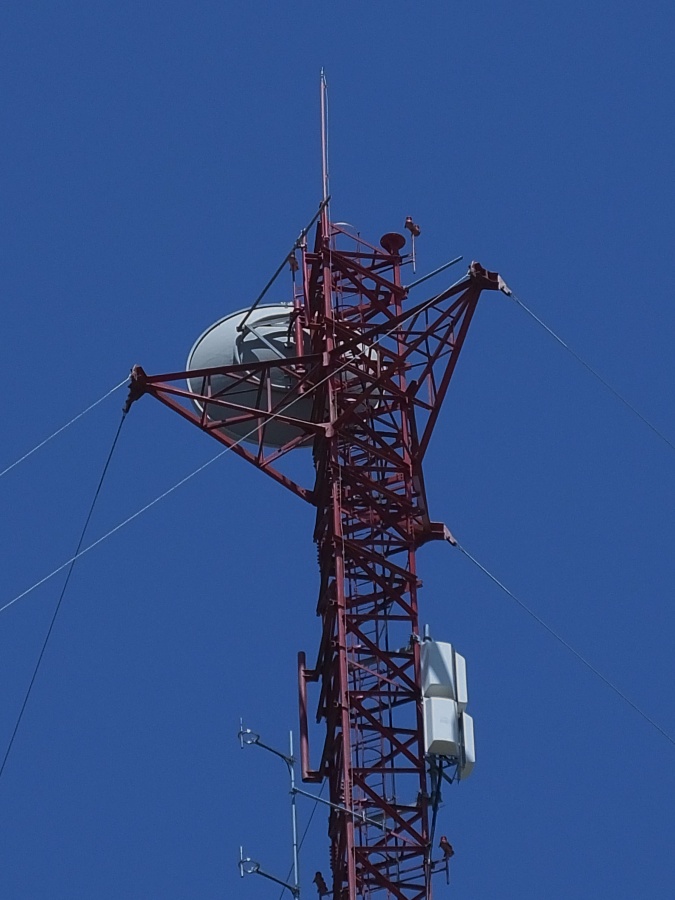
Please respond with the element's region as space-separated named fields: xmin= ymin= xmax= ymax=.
xmin=126 ymin=78 xmax=507 ymax=898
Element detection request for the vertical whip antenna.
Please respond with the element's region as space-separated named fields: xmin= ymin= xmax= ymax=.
xmin=320 ymin=69 xmax=330 ymax=214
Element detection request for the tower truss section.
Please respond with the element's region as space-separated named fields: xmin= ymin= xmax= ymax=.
xmin=127 ymin=215 xmax=504 ymax=899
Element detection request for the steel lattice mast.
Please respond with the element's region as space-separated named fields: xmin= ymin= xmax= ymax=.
xmin=127 ymin=208 xmax=504 ymax=898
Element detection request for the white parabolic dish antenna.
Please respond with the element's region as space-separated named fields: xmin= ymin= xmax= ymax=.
xmin=186 ymin=304 xmax=314 ymax=448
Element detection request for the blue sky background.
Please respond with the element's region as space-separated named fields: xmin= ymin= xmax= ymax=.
xmin=1 ymin=2 xmax=674 ymax=898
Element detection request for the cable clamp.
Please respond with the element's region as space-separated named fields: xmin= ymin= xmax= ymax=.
xmin=123 ymin=365 xmax=148 ymax=413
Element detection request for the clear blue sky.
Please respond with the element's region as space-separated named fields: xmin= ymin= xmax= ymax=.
xmin=1 ymin=3 xmax=674 ymax=898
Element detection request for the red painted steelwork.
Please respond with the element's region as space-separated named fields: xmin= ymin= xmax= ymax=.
xmin=128 ymin=219 xmax=502 ymax=899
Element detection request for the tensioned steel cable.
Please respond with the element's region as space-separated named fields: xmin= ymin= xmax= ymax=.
xmin=0 ymin=412 xmax=127 ymax=781
xmin=0 ymin=378 xmax=128 ymax=480
xmin=455 ymin=541 xmax=675 ymax=749
xmin=0 ymin=444 xmax=231 ymax=618
xmin=0 ymin=275 xmax=469 ymax=619
xmin=510 ymin=293 xmax=675 ymax=454
xmin=0 ymin=446 xmax=228 ymax=618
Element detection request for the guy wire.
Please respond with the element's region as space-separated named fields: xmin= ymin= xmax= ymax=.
xmin=0 ymin=412 xmax=127 ymax=781
xmin=0 ymin=378 xmax=128 ymax=481
xmin=511 ymin=293 xmax=675 ymax=454
xmin=456 ymin=541 xmax=675 ymax=749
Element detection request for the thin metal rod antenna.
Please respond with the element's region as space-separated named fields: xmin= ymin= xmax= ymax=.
xmin=320 ymin=68 xmax=329 ymax=207
xmin=289 ymin=731 xmax=300 ymax=896
xmin=405 ymin=255 xmax=463 ymax=291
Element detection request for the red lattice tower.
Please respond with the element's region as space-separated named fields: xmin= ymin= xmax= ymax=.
xmin=127 ymin=210 xmax=503 ymax=898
